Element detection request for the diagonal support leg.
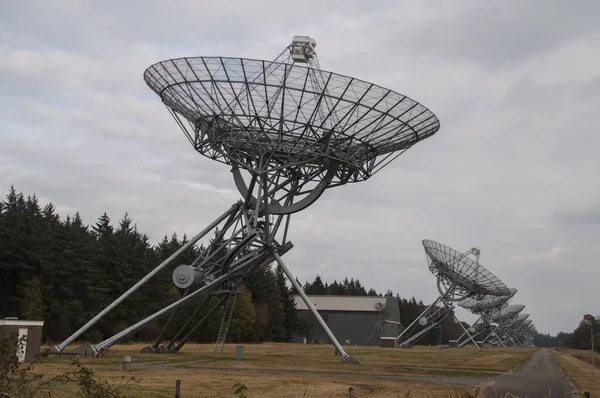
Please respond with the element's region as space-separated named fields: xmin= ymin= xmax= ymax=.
xmin=453 ymin=314 xmax=481 ymax=350
xmin=497 ymin=337 xmax=508 ymax=348
xmin=272 ymin=251 xmax=359 ymax=364
xmin=399 ymin=307 xmax=453 ymax=348
xmin=172 ymin=294 xmax=228 ymax=353
xmin=397 ymin=295 xmax=456 ymax=348
xmin=456 ymin=315 xmax=482 ymax=345
xmin=162 ymin=294 xmax=211 ymax=351
xmin=482 ymin=326 xmax=497 ymax=344
xmin=91 ymin=253 xmax=259 ymax=353
xmin=459 ymin=324 xmax=489 ymax=347
xmin=397 ymin=296 xmax=443 ymax=341
xmin=141 ymin=287 xmax=196 ymax=353
xmin=54 ymin=202 xmax=241 ymax=352
xmin=484 ymin=326 xmax=507 ymax=348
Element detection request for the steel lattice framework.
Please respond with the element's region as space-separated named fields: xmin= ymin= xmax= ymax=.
xmin=482 ymin=304 xmax=530 ymax=347
xmin=423 ymin=240 xmax=511 ymax=300
xmin=52 ymin=36 xmax=440 ymax=364
xmin=397 ymin=240 xmax=511 ymax=349
xmin=517 ymin=320 xmax=536 ymax=347
xmin=491 ymin=304 xmax=526 ymax=323
xmin=493 ymin=313 xmax=530 ymax=347
xmin=455 ymin=287 xmax=518 ymax=347
xmin=144 ymin=56 xmax=440 ymax=186
xmin=458 ymin=288 xmax=517 ymax=315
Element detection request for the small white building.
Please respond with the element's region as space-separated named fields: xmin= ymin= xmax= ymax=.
xmin=0 ymin=318 xmax=45 ymax=362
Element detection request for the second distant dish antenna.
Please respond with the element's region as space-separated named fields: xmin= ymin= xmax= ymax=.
xmin=397 ymin=240 xmax=511 ymax=349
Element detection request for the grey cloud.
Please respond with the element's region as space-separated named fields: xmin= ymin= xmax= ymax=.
xmin=554 ymin=204 xmax=600 ymax=227
xmin=579 ymin=76 xmax=600 ymax=100
xmin=396 ymin=0 xmax=600 ymax=68
xmin=499 ymin=74 xmax=573 ymax=112
xmin=2 ymin=0 xmax=389 ymax=58
xmin=1 ymin=1 xmax=599 ymax=336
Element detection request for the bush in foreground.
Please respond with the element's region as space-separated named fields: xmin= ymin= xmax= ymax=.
xmin=0 ymin=333 xmax=137 ymax=398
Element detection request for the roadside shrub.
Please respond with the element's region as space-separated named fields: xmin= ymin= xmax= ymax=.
xmin=0 ymin=333 xmax=137 ymax=397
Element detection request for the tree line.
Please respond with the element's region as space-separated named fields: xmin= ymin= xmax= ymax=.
xmin=0 ymin=186 xmax=303 ymax=345
xmin=553 ymin=314 xmax=600 ymax=352
xmin=0 ymin=185 xmax=544 ymax=347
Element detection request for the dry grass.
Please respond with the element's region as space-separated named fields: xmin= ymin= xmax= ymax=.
xmin=559 ymin=348 xmax=600 ymax=369
xmin=39 ymin=365 xmax=470 ymax=397
xmin=70 ymin=342 xmax=534 ymax=375
xmin=552 ymin=349 xmax=600 ymax=397
xmin=36 ymin=342 xmax=536 ymax=397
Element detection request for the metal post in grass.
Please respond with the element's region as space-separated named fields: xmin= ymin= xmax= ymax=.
xmin=175 ymin=380 xmax=181 ymax=397
xmin=236 ymin=345 xmax=245 ymax=360
xmin=584 ymin=314 xmax=596 ymax=376
xmin=122 ymin=356 xmax=131 ymax=371
xmin=592 ymin=326 xmax=595 ymax=377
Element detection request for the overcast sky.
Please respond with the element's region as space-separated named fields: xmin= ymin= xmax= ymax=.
xmin=1 ymin=0 xmax=599 ymax=336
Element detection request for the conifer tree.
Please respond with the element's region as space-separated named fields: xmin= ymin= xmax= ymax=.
xmin=246 ymin=266 xmax=285 ymax=341
xmin=229 ymin=285 xmax=256 ymax=343
xmin=276 ymin=265 xmax=298 ymax=341
xmin=18 ymin=276 xmax=44 ymax=320
xmin=0 ymin=186 xmax=34 ymax=316
xmin=304 ymin=275 xmax=326 ymax=295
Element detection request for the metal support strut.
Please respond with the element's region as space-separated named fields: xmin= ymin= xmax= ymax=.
xmin=54 ymin=202 xmax=241 ymax=353
xmin=272 ymin=250 xmax=359 ymax=364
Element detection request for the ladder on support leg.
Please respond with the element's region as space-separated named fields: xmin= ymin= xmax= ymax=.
xmin=212 ymin=281 xmax=240 ymax=359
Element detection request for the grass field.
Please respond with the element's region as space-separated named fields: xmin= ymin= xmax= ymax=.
xmin=559 ymin=348 xmax=600 ymax=369
xmin=552 ymin=348 xmax=600 ymax=397
xmin=33 ymin=342 xmax=537 ymax=397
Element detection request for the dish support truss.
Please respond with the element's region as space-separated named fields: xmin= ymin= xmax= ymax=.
xmin=484 ymin=325 xmax=514 ymax=347
xmin=397 ymin=248 xmax=483 ymax=349
xmin=50 ymin=36 xmax=368 ymax=364
xmin=519 ymin=324 xmax=536 ymax=347
xmin=486 ymin=316 xmax=531 ymax=348
xmin=456 ymin=315 xmax=493 ymax=347
xmin=52 ymin=165 xmax=359 ymax=364
xmin=456 ymin=297 xmax=516 ymax=347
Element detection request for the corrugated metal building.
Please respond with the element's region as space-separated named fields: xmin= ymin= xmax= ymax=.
xmin=292 ymin=295 xmax=401 ymax=346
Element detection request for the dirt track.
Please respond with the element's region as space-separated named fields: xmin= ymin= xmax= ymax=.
xmin=479 ymin=348 xmax=577 ymax=397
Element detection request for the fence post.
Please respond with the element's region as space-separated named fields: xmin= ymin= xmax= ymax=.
xmin=122 ymin=356 xmax=131 ymax=371
xmin=584 ymin=392 xmax=590 ymax=398
xmin=348 ymin=386 xmax=354 ymax=397
xmin=236 ymin=345 xmax=245 ymax=360
xmin=175 ymin=380 xmax=181 ymax=397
